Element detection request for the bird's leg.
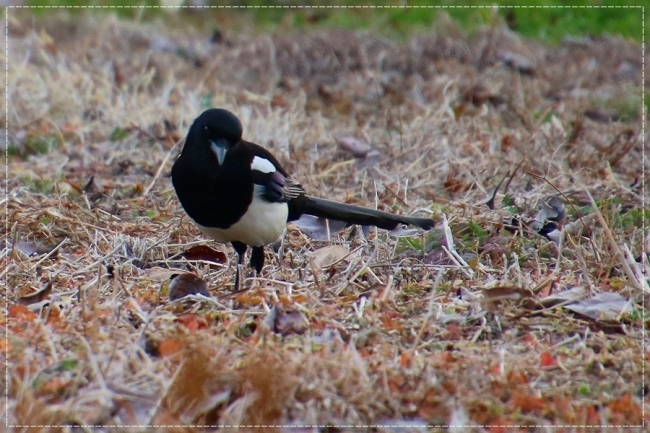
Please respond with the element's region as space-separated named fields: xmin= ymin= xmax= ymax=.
xmin=277 ymin=228 xmax=286 ymax=268
xmin=231 ymin=241 xmax=247 ymax=291
xmin=250 ymin=246 xmax=265 ymax=285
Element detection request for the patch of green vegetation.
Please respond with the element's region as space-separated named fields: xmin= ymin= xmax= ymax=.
xmin=502 ymin=195 xmax=515 ymax=207
xmin=590 ymin=95 xmax=641 ymax=123
xmin=239 ymin=0 xmax=644 ymax=44
xmin=493 ymin=2 xmax=643 ymax=44
xmin=57 ymin=359 xmax=79 ymax=372
xmin=467 ymin=220 xmax=488 ymax=242
xmin=456 ymin=220 xmax=488 ymax=252
xmin=568 ymin=204 xmax=592 ymax=221
xmin=423 ymin=234 xmax=443 ymax=253
xmin=31 ymin=358 xmax=79 ymax=390
xmin=27 ymin=0 xmax=162 ymax=19
xmin=611 ymin=96 xmax=642 ymax=123
xmin=533 ymin=107 xmax=557 ymax=125
xmin=200 ymin=94 xmax=214 ymax=112
xmin=236 ymin=320 xmax=257 ymax=338
xmin=25 ymin=0 xmax=646 ymax=45
xmin=401 ymin=283 xmax=425 ymax=296
xmin=109 ymin=127 xmax=130 ymax=142
xmin=589 ymin=198 xmax=649 ymax=232
xmin=578 ymin=383 xmax=591 ymax=397
xmin=159 ymin=281 xmax=169 ymax=297
xmin=396 ymin=237 xmax=424 ymax=254
xmin=20 ymin=176 xmax=54 ymax=194
xmin=627 ymin=308 xmax=642 ymax=323
xmin=8 ymin=135 xmax=57 ymax=158
xmin=130 ymin=208 xmax=160 ymax=219
xmin=614 ymin=208 xmax=650 ymax=232
xmin=536 ymin=242 xmax=557 ymax=259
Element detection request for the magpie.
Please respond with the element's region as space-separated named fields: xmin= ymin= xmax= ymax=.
xmin=171 ymin=108 xmax=435 ymax=289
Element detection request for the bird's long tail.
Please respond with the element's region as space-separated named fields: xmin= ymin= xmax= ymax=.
xmin=294 ymin=195 xmax=434 ymax=230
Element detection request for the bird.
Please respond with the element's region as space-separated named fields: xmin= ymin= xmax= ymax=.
xmin=171 ymin=108 xmax=435 ymax=290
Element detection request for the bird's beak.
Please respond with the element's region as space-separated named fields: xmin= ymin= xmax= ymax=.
xmin=210 ymin=139 xmax=228 ymax=165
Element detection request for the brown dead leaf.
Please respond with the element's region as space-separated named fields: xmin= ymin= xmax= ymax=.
xmin=443 ymin=171 xmax=470 ymax=195
xmin=168 ymin=273 xmax=210 ymax=301
xmin=271 ymin=93 xmax=288 ymax=108
xmin=162 ymin=347 xmax=236 ymax=425
xmin=540 ymin=351 xmax=557 ymax=368
xmin=480 ymin=235 xmax=510 ymax=263
xmin=235 ymin=289 xmax=267 ymax=307
xmin=14 ymin=240 xmax=54 ymax=258
xmin=178 ymin=245 xmax=227 ymax=264
xmin=18 ymin=281 xmax=53 ymax=306
xmin=272 ymin=303 xmax=309 ymax=335
xmin=463 ymin=84 xmax=489 ymax=106
xmin=453 ymin=103 xmax=467 ymax=119
xmin=308 ymin=245 xmax=350 ymax=268
xmin=501 ymin=134 xmax=516 ymax=152
xmin=35 ymin=377 xmax=73 ymax=400
xmin=175 ymin=314 xmax=209 ymax=332
xmin=144 ymin=267 xmax=178 ymax=281
xmin=158 ymin=339 xmax=185 ymax=358
xmin=335 ymin=135 xmax=372 ymax=158
xmin=510 ymin=391 xmax=545 ymax=413
xmin=8 ymin=305 xmax=38 ymax=322
xmin=607 ymin=394 xmax=642 ymax=424
xmin=584 ymin=108 xmax=619 ymax=123
xmin=538 ymin=286 xmax=588 ymax=308
xmin=481 ymin=286 xmax=539 ymax=310
xmin=564 ymin=292 xmax=632 ymax=321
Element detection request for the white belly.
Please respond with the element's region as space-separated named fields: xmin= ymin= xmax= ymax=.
xmin=195 ymin=196 xmax=288 ymax=247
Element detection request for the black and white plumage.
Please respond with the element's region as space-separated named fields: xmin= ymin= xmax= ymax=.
xmin=171 ymin=108 xmax=435 ymax=290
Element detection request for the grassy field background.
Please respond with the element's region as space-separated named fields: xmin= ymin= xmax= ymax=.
xmin=24 ymin=0 xmax=647 ymax=45
xmin=3 ymin=3 xmax=648 ymax=431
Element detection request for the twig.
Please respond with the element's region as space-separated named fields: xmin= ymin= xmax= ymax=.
xmin=315 ymin=159 xmax=355 ymax=179
xmin=309 ymin=255 xmax=325 ymax=296
xmin=485 ymin=171 xmax=508 ymax=210
xmin=567 ymin=236 xmax=592 ymax=291
xmin=74 ymin=330 xmax=108 ymax=392
xmin=503 ymin=159 xmax=525 ymax=196
xmin=409 ymin=269 xmax=445 ymax=358
xmin=335 ymin=247 xmax=377 ymax=295
xmin=143 ymin=135 xmax=184 ymax=196
xmin=29 ymin=238 xmax=68 ymax=270
xmin=586 ymin=191 xmax=647 ymax=293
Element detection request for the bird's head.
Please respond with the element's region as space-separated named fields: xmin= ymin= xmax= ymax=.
xmin=188 ymin=108 xmax=243 ymax=165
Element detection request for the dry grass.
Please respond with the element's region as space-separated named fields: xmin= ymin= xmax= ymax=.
xmin=3 ymin=10 xmax=648 ymax=431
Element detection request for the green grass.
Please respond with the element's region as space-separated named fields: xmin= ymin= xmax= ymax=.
xmin=8 ymin=135 xmax=58 ymax=158
xmin=577 ymin=198 xmax=650 ymax=233
xmin=109 ymin=127 xmax=130 ymax=142
xmin=19 ymin=176 xmax=54 ymax=194
xmin=614 ymin=207 xmax=650 ymax=232
xmin=24 ymin=0 xmax=645 ymax=45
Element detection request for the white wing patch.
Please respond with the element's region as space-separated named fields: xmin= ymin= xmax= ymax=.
xmin=251 ymin=156 xmax=276 ymax=174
